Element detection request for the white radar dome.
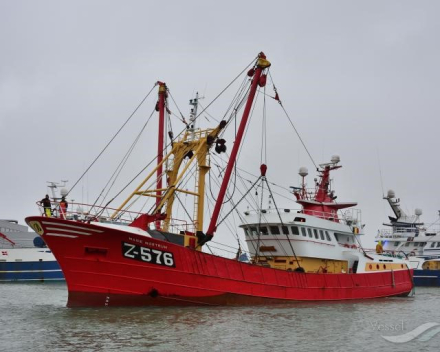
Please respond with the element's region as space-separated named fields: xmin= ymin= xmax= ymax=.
xmin=415 ymin=208 xmax=423 ymax=216
xmin=60 ymin=188 xmax=68 ymax=197
xmin=299 ymin=167 xmax=308 ymax=177
xmin=387 ymin=189 xmax=395 ymax=198
xmin=331 ymin=155 xmax=340 ymax=164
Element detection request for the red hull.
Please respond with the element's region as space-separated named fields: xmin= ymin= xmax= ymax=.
xmin=26 ymin=216 xmax=414 ymax=307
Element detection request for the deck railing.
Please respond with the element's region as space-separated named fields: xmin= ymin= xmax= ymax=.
xmin=244 ymin=208 xmax=362 ymax=227
xmin=36 ymin=201 xmax=192 ymax=233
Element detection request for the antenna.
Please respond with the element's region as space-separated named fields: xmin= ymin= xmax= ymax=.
xmin=46 ymin=180 xmax=68 ymax=200
xmin=188 ymin=92 xmax=204 ymax=140
xmin=47 ymin=181 xmax=60 ymax=200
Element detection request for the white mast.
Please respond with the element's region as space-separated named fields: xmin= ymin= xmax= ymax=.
xmin=188 ymin=92 xmax=202 ymax=140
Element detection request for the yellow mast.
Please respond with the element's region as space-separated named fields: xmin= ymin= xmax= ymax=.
xmin=111 ymin=86 xmax=226 ymax=235
xmin=160 ymin=123 xmax=225 ymax=232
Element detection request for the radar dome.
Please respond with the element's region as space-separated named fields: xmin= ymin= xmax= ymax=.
xmin=387 ymin=190 xmax=395 ymax=198
xmin=415 ymin=208 xmax=423 ymax=216
xmin=299 ymin=167 xmax=308 ymax=177
xmin=60 ymin=188 xmax=68 ymax=197
xmin=331 ymin=155 xmax=340 ymax=164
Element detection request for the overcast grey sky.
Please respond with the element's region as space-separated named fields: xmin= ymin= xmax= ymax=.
xmin=1 ymin=0 xmax=439 ymax=248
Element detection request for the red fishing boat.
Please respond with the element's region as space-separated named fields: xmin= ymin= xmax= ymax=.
xmin=26 ymin=53 xmax=414 ymax=307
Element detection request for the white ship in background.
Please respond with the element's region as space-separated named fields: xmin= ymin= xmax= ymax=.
xmin=0 ymin=219 xmax=64 ymax=281
xmin=0 ymin=181 xmax=68 ymax=282
xmin=376 ymin=190 xmax=440 ymax=285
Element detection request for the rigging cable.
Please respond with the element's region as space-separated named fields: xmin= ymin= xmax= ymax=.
xmin=168 ymin=89 xmax=188 ymax=126
xmin=210 ymin=85 xmax=260 ymax=207
xmin=209 ymin=151 xmax=290 ymax=256
xmin=264 ymin=177 xmax=302 ymax=269
xmin=206 ymin=166 xmax=283 ymax=257
xmin=267 ymin=71 xmax=317 ymax=169
xmin=254 ymin=178 xmax=266 ymax=262
xmin=103 ymin=57 xmax=257 ymax=212
xmin=217 ymin=176 xmax=262 ymax=227
xmin=67 ymin=83 xmax=158 ymax=196
xmin=190 ymin=56 xmax=257 ymax=129
xmin=92 ymin=107 xmax=157 ymax=213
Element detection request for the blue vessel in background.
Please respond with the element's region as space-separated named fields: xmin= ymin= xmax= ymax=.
xmin=376 ymin=190 xmax=440 ymax=286
xmin=0 ymin=218 xmax=64 ymax=282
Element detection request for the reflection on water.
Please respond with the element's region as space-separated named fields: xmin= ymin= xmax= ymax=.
xmin=0 ymin=283 xmax=438 ymax=352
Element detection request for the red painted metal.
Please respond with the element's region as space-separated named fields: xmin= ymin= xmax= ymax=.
xmin=294 ymin=165 xmax=356 ymax=222
xmin=258 ymin=74 xmax=267 ymax=87
xmin=25 ymin=216 xmax=414 ymax=307
xmin=156 ymin=82 xmax=167 ymax=228
xmin=206 ymin=54 xmax=267 ymax=237
xmin=0 ymin=232 xmax=15 ymax=246
xmin=315 ymin=165 xmax=338 ymax=202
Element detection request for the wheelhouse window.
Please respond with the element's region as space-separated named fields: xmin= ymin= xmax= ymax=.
xmin=291 ymin=226 xmax=299 ymax=235
xmin=250 ymin=227 xmax=258 ymax=236
xmin=431 ymin=242 xmax=436 ymax=248
xmin=313 ymin=229 xmax=319 ymax=239
xmin=270 ymin=226 xmax=280 ymax=235
xmin=301 ymin=227 xmax=307 ymax=237
xmin=334 ymin=233 xmax=339 ymax=242
xmin=259 ymin=226 xmax=269 ymax=235
xmin=325 ymin=231 xmax=331 ymax=241
xmin=307 ymin=228 xmax=313 ymax=238
xmin=394 ymin=242 xmax=399 ymax=246
xmin=437 ymin=242 xmax=440 ymax=248
xmin=281 ymin=225 xmax=289 ymax=235
xmin=319 ymin=230 xmax=324 ymax=240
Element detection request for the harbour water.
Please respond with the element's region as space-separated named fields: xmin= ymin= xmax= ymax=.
xmin=1 ymin=283 xmax=439 ymax=352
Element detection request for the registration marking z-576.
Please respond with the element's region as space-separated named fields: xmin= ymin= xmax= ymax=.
xmin=122 ymin=242 xmax=175 ymax=267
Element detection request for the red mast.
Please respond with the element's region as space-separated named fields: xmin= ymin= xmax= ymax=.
xmin=156 ymin=82 xmax=167 ymax=228
xmin=293 ymin=157 xmax=357 ymax=222
xmin=204 ymin=53 xmax=271 ymax=241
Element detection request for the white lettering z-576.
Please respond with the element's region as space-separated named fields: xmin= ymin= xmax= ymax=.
xmin=122 ymin=242 xmax=175 ymax=267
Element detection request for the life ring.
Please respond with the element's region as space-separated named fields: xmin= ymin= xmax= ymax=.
xmin=344 ymin=244 xmax=350 ymax=248
xmin=351 ymin=244 xmax=357 ymax=249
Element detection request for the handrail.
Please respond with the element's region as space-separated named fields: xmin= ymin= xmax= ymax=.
xmin=243 ymin=207 xmax=362 ymax=226
xmin=35 ymin=201 xmax=192 ymax=233
xmin=376 ymin=227 xmax=440 ymax=239
xmin=363 ymin=248 xmax=409 ymax=259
